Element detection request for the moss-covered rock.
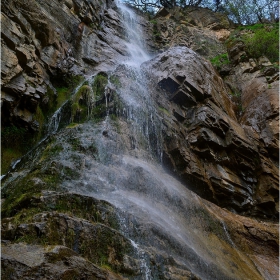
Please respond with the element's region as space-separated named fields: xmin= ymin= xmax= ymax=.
xmin=71 ymin=85 xmax=94 ymax=123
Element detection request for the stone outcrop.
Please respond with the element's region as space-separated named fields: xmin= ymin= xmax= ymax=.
xmin=143 ymin=46 xmax=278 ymax=220
xmin=148 ymin=6 xmax=232 ymax=59
xmin=225 ymin=42 xmax=279 ymax=217
xmin=1 ymin=149 xmax=278 ymax=280
xmin=1 ymin=0 xmax=124 ymax=132
xmin=2 ymin=242 xmax=126 ymax=280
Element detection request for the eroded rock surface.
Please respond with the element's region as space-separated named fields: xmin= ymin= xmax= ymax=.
xmin=2 ymin=242 xmax=126 ymax=280
xmin=1 ymin=0 xmax=126 ymax=131
xmin=149 ymin=6 xmax=232 ymax=59
xmin=142 ymin=46 xmax=278 ymax=219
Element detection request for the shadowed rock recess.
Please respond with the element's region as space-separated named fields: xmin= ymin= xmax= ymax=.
xmin=1 ymin=0 xmax=279 ymax=279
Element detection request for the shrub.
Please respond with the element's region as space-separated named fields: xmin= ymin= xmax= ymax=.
xmin=243 ymin=23 xmax=279 ymax=62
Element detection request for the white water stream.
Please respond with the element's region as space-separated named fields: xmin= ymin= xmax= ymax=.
xmin=117 ymin=1 xmax=151 ymax=67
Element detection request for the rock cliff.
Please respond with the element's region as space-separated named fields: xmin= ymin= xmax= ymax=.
xmin=1 ymin=1 xmax=279 ymax=279
xmin=142 ymin=46 xmax=279 ymax=220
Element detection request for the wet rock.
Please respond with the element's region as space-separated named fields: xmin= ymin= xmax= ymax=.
xmin=143 ymin=46 xmax=278 ymax=219
xmin=1 ymin=243 xmax=125 ymax=280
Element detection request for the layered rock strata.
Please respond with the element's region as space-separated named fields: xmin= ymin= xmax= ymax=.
xmin=143 ymin=46 xmax=279 ymax=219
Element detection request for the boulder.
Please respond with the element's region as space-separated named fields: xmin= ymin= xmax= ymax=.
xmin=1 ymin=243 xmax=126 ymax=280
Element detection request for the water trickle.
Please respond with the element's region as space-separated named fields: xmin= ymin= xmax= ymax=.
xmin=117 ymin=212 xmax=152 ymax=280
xmin=47 ymin=105 xmax=63 ymax=135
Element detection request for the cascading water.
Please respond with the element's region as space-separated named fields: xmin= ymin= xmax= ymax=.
xmin=1 ymin=2 xmax=273 ymax=280
xmin=117 ymin=1 xmax=151 ymax=67
xmin=59 ymin=3 xmax=263 ymax=280
xmin=58 ymin=3 xmax=261 ymax=280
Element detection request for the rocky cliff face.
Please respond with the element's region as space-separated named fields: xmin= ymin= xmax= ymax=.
xmin=142 ymin=46 xmax=279 ymax=220
xmin=1 ymin=1 xmax=279 ymax=279
xmin=1 ymin=0 xmax=125 ymax=133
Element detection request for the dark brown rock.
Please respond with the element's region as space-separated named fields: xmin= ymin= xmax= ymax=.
xmin=143 ymin=46 xmax=278 ymax=219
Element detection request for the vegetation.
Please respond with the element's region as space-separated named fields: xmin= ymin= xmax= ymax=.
xmin=242 ymin=23 xmax=279 ymax=62
xmin=1 ymin=75 xmax=83 ymax=175
xmin=210 ymin=53 xmax=230 ymax=69
xmin=226 ymin=22 xmax=279 ymax=63
xmin=71 ymin=85 xmax=93 ymax=123
xmin=56 ymin=87 xmax=71 ymax=108
xmin=1 ymin=126 xmax=32 ymax=174
xmin=109 ymin=75 xmax=121 ymax=88
xmin=92 ymin=73 xmax=108 ymax=100
xmin=158 ymin=106 xmax=171 ymax=116
xmin=124 ymin=0 xmax=279 ymax=24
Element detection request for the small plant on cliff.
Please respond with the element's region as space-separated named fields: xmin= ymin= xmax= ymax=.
xmin=210 ymin=53 xmax=230 ymax=70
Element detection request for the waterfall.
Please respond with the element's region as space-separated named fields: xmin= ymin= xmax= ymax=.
xmin=1 ymin=2 xmax=271 ymax=280
xmin=117 ymin=1 xmax=151 ymax=67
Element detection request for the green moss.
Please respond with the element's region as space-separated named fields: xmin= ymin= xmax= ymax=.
xmin=109 ymin=75 xmax=121 ymax=88
xmin=158 ymin=106 xmax=170 ymax=116
xmin=71 ymin=102 xmax=80 ymax=116
xmin=56 ymin=87 xmax=70 ymax=108
xmin=109 ymin=114 xmax=117 ymax=121
xmin=1 ymin=148 xmax=23 ymax=175
xmin=92 ymin=104 xmax=107 ymax=119
xmin=65 ymin=228 xmax=75 ymax=247
xmin=66 ymin=123 xmax=79 ymax=129
xmin=69 ymin=137 xmax=81 ymax=151
xmin=210 ymin=53 xmax=230 ymax=70
xmin=2 ymin=169 xmax=63 ymax=217
xmin=40 ymin=143 xmax=63 ymax=162
xmin=1 ymin=126 xmax=35 ymax=174
xmin=101 ymin=264 xmax=113 ymax=271
xmin=34 ymin=107 xmax=45 ymax=126
xmin=2 ymin=186 xmax=136 ymax=274
xmin=71 ymin=85 xmax=93 ymax=123
xmin=2 ymin=187 xmax=41 ymax=218
xmin=12 ymin=208 xmax=42 ymax=226
xmin=92 ymin=73 xmax=108 ymax=100
xmin=63 ymin=166 xmax=80 ymax=179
